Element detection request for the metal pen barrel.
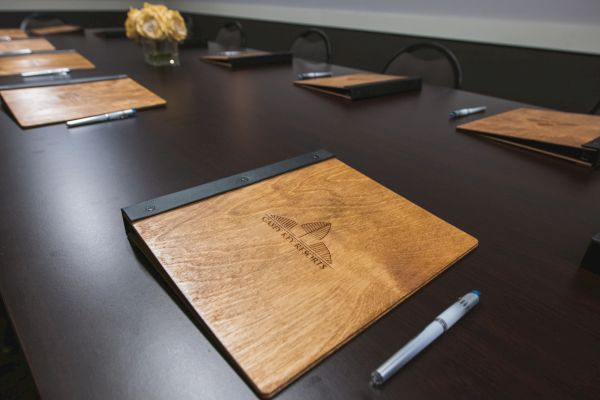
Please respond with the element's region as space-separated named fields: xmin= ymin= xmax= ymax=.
xmin=371 ymin=291 xmax=480 ymax=386
xmin=371 ymin=322 xmax=443 ymax=385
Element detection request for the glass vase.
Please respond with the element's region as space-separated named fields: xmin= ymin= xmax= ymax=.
xmin=141 ymin=38 xmax=180 ymax=66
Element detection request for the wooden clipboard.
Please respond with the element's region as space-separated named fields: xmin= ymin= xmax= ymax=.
xmin=31 ymin=24 xmax=83 ymax=35
xmin=0 ymin=38 xmax=55 ymax=53
xmin=0 ymin=50 xmax=94 ymax=76
xmin=0 ymin=76 xmax=166 ymax=128
xmin=457 ymin=108 xmax=600 ymax=167
xmin=0 ymin=29 xmax=28 ymax=40
xmin=122 ymin=151 xmax=478 ymax=398
xmin=201 ymin=50 xmax=292 ymax=68
xmin=294 ymin=73 xmax=422 ymax=100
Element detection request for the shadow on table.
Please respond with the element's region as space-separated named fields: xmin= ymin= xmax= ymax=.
xmin=0 ymin=299 xmax=38 ymax=400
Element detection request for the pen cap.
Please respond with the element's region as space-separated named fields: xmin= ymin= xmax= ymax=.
xmin=436 ymin=291 xmax=480 ymax=330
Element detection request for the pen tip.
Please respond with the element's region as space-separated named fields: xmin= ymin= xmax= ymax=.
xmin=370 ymin=371 xmax=384 ymax=387
xmin=471 ymin=290 xmax=481 ymax=297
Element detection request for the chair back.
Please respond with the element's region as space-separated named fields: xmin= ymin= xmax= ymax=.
xmin=290 ymin=29 xmax=332 ymax=63
xmin=215 ymin=21 xmax=247 ymax=49
xmin=20 ymin=13 xmax=66 ymax=32
xmin=383 ymin=42 xmax=463 ymax=89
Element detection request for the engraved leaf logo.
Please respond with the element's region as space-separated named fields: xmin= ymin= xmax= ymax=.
xmin=300 ymin=222 xmax=331 ymax=240
xmin=309 ymin=242 xmax=332 ymax=264
xmin=265 ymin=215 xmax=333 ymax=267
xmin=270 ymin=214 xmax=298 ymax=230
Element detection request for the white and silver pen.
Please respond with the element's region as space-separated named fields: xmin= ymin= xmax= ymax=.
xmin=449 ymin=106 xmax=486 ymax=119
xmin=66 ymin=109 xmax=137 ymax=128
xmin=21 ymin=68 xmax=71 ymax=77
xmin=371 ymin=290 xmax=480 ymax=386
xmin=0 ymin=36 xmax=11 ymax=41
xmin=0 ymin=49 xmax=32 ymax=56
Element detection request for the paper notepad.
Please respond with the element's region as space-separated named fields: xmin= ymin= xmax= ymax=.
xmin=0 ymin=76 xmax=166 ymax=127
xmin=294 ymin=73 xmax=422 ymax=100
xmin=122 ymin=151 xmax=478 ymax=397
xmin=0 ymin=50 xmax=94 ymax=76
xmin=457 ymin=108 xmax=600 ymax=167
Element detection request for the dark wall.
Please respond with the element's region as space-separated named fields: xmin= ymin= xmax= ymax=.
xmin=0 ymin=11 xmax=124 ymax=29
xmin=185 ymin=13 xmax=600 ymax=113
xmin=1 ymin=10 xmax=598 ymax=113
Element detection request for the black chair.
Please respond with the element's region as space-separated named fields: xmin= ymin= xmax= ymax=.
xmin=215 ymin=21 xmax=247 ymax=49
xmin=590 ymin=99 xmax=600 ymax=114
xmin=289 ymin=29 xmax=332 ymax=63
xmin=179 ymin=15 xmax=205 ymax=48
xmin=383 ymin=42 xmax=463 ymax=89
xmin=20 ymin=13 xmax=67 ymax=32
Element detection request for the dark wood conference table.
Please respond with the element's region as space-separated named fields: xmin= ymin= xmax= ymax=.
xmin=0 ymin=32 xmax=598 ymax=400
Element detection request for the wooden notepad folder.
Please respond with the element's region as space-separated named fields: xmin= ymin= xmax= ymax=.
xmin=458 ymin=108 xmax=600 ymax=167
xmin=0 ymin=29 xmax=28 ymax=40
xmin=0 ymin=76 xmax=166 ymax=128
xmin=0 ymin=38 xmax=55 ymax=53
xmin=122 ymin=150 xmax=478 ymax=398
xmin=31 ymin=24 xmax=83 ymax=36
xmin=201 ymin=50 xmax=292 ymax=68
xmin=294 ymin=73 xmax=422 ymax=100
xmin=0 ymin=50 xmax=94 ymax=76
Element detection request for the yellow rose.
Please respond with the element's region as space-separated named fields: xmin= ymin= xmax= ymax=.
xmin=126 ymin=3 xmax=187 ymax=42
xmin=136 ymin=8 xmax=167 ymax=40
xmin=124 ymin=8 xmax=141 ymax=39
xmin=165 ymin=10 xmax=187 ymax=42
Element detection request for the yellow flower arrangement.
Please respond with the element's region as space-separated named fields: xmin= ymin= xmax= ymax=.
xmin=125 ymin=3 xmax=187 ymax=42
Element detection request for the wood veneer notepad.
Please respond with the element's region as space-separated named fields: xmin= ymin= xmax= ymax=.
xmin=457 ymin=108 xmax=600 ymax=167
xmin=0 ymin=38 xmax=55 ymax=53
xmin=0 ymin=50 xmax=94 ymax=76
xmin=122 ymin=151 xmax=478 ymax=398
xmin=0 ymin=29 xmax=28 ymax=39
xmin=201 ymin=50 xmax=292 ymax=68
xmin=30 ymin=24 xmax=83 ymax=35
xmin=294 ymin=73 xmax=422 ymax=100
xmin=0 ymin=77 xmax=166 ymax=127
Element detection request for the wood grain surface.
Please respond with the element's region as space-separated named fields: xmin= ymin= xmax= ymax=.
xmin=132 ymin=158 xmax=478 ymax=398
xmin=30 ymin=24 xmax=82 ymax=35
xmin=294 ymin=73 xmax=405 ymax=89
xmin=0 ymin=50 xmax=94 ymax=76
xmin=0 ymin=29 xmax=28 ymax=39
xmin=457 ymin=108 xmax=600 ymax=148
xmin=0 ymin=77 xmax=166 ymax=127
xmin=0 ymin=38 xmax=55 ymax=53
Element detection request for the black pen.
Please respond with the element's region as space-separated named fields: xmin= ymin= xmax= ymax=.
xmin=449 ymin=106 xmax=486 ymax=119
